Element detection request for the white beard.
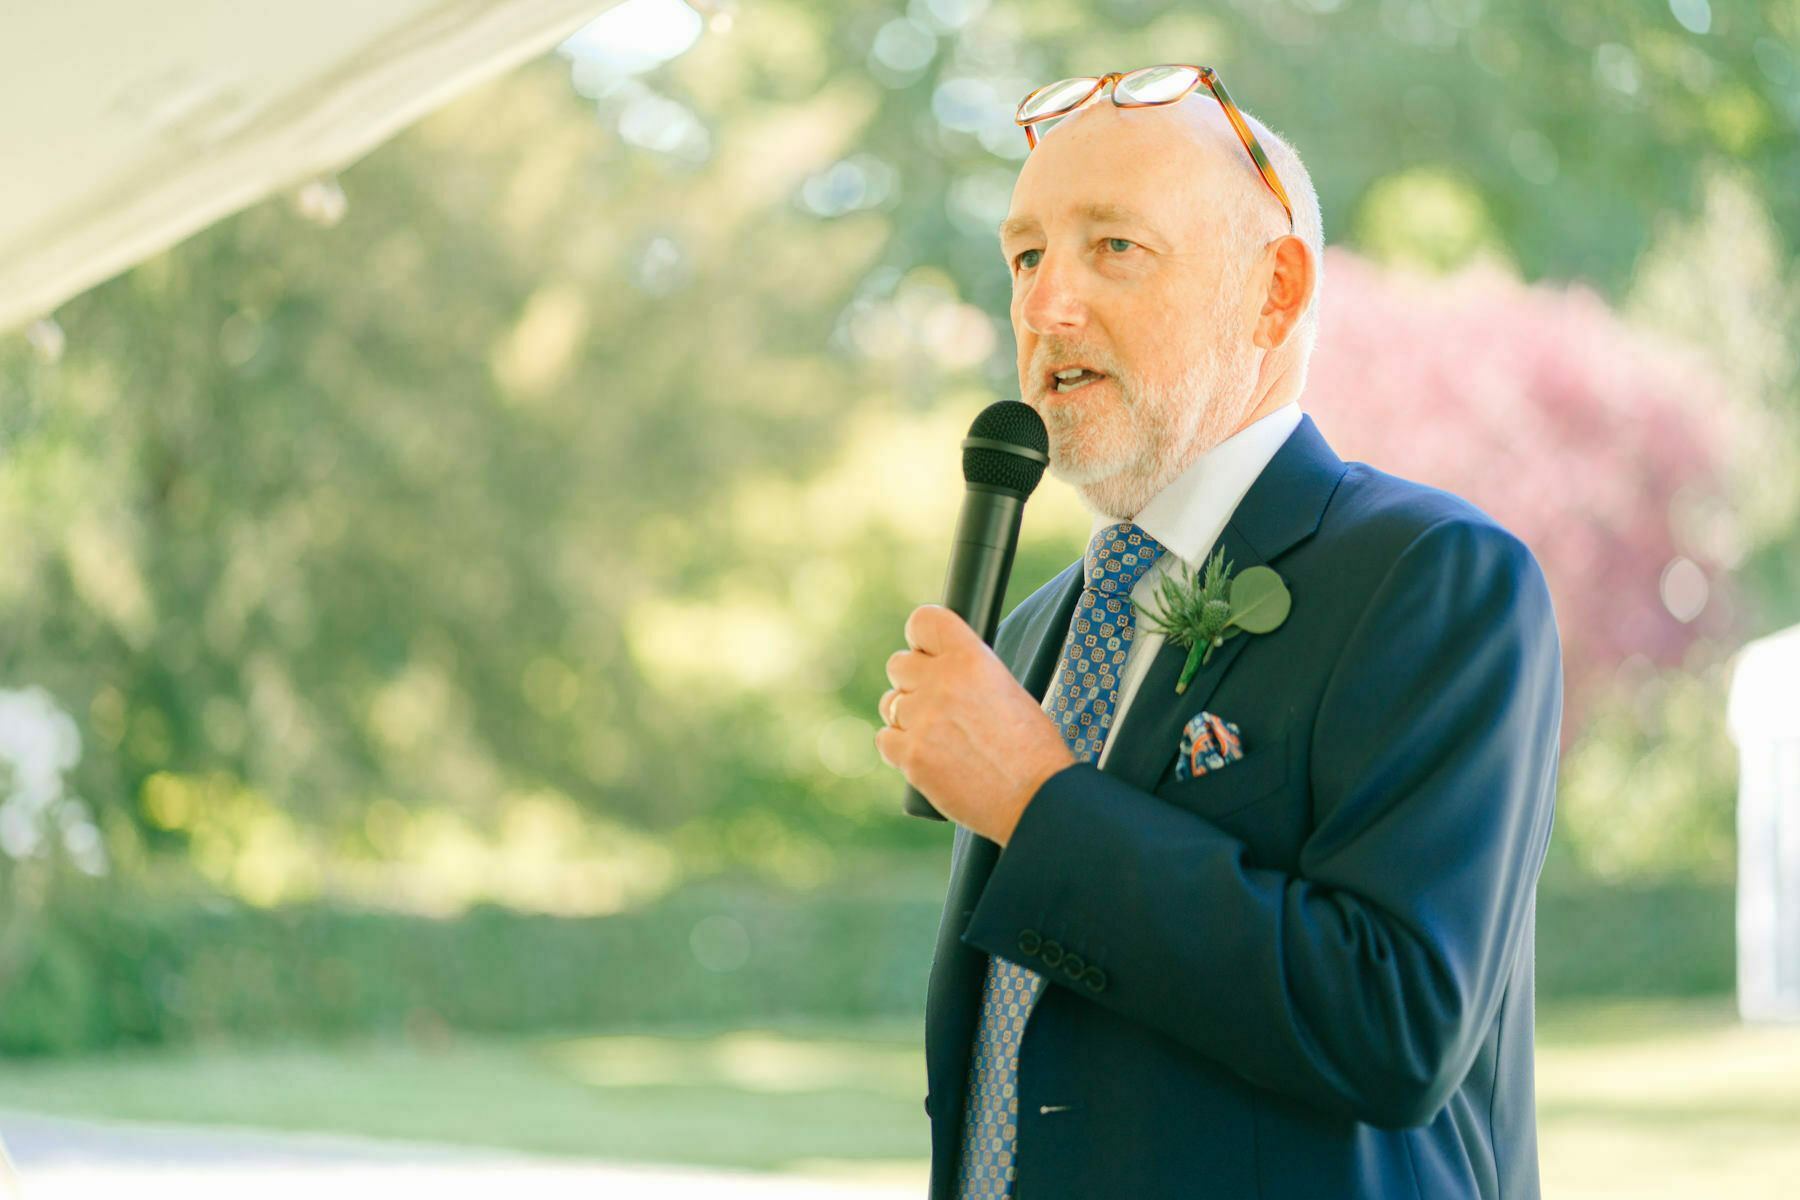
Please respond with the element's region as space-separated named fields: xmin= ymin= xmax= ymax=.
xmin=1038 ymin=283 xmax=1259 ymax=521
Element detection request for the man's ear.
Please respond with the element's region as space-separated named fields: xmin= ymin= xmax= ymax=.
xmin=1252 ymin=235 xmax=1314 ymax=351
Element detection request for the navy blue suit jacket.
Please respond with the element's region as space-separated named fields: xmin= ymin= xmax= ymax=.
xmin=923 ymin=416 xmax=1561 ymax=1198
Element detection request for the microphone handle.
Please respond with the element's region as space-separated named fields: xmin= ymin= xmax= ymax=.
xmin=904 ymin=485 xmax=1026 ymax=822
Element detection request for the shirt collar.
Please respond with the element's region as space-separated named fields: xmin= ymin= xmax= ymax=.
xmin=1091 ymin=402 xmax=1305 ymax=569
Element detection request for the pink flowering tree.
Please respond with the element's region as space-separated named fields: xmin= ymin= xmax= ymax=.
xmin=1301 ymin=250 xmax=1732 ymax=742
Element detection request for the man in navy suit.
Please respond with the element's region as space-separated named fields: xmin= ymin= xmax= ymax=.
xmin=876 ymin=75 xmax=1561 ymax=1199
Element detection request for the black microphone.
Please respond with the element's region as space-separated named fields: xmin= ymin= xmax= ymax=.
xmin=904 ymin=400 xmax=1051 ymax=822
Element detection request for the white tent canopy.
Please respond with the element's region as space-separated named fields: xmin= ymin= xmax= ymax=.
xmin=0 ymin=0 xmax=621 ymax=334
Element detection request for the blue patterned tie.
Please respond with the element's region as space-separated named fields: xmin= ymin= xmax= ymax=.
xmin=954 ymin=522 xmax=1168 ymax=1199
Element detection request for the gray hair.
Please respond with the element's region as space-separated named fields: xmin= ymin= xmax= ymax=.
xmin=1211 ymin=109 xmax=1326 ymax=391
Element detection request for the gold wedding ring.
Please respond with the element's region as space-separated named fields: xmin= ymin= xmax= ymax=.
xmin=889 ymin=693 xmax=905 ymax=731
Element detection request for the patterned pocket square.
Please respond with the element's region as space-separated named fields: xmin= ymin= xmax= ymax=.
xmin=1175 ymin=711 xmax=1245 ymax=782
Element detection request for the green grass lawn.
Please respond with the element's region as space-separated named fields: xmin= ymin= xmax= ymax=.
xmin=2 ymin=1000 xmax=1797 ymax=1196
xmin=0 ymin=1014 xmax=932 ymax=1180
xmin=1535 ymin=998 xmax=1800 ymax=1199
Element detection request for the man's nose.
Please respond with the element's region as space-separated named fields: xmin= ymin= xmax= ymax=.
xmin=1018 ymin=252 xmax=1086 ymax=336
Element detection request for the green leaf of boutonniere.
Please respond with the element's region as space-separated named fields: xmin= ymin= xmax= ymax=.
xmin=1143 ymin=546 xmax=1292 ymax=693
xmin=1226 ymin=566 xmax=1292 ymax=633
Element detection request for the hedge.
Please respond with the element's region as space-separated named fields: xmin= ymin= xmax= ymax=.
xmin=0 ymin=877 xmax=1734 ymax=1056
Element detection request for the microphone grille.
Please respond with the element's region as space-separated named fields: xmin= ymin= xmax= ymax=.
xmin=963 ymin=401 xmax=1050 ymax=497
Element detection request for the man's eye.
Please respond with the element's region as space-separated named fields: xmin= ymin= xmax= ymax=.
xmin=1105 ymin=237 xmax=1134 ymax=253
xmin=1014 ymin=248 xmax=1042 ymax=271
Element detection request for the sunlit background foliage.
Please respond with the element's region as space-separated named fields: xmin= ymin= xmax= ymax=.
xmin=1 ymin=0 xmax=1797 ymax=1051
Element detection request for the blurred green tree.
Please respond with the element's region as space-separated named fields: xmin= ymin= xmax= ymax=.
xmin=0 ymin=0 xmax=1792 ymax=906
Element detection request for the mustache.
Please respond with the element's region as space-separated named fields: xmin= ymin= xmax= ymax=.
xmin=1025 ymin=343 xmax=1127 ymax=393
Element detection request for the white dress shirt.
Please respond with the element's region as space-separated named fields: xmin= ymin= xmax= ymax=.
xmin=1041 ymin=402 xmax=1304 ymax=771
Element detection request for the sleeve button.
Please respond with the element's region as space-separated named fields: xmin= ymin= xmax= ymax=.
xmin=1082 ymin=965 xmax=1107 ymax=992
xmin=1018 ymin=930 xmax=1041 ymax=956
xmin=1061 ymin=953 xmax=1085 ymax=981
xmin=1040 ymin=940 xmax=1064 ymax=968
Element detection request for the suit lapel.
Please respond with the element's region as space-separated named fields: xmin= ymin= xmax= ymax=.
xmin=1003 ymin=560 xmax=1085 ymax=704
xmin=1104 ymin=522 xmax=1261 ymax=794
xmin=1100 ymin=415 xmax=1349 ymax=795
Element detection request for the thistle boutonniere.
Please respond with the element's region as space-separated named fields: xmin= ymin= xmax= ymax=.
xmin=1144 ymin=546 xmax=1292 ymax=693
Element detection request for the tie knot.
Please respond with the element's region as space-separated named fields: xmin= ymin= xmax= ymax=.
xmin=1083 ymin=523 xmax=1166 ymax=597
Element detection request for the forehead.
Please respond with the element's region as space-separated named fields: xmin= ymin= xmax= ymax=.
xmin=1002 ymin=103 xmax=1226 ymax=237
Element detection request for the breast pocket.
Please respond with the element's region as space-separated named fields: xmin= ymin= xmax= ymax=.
xmin=1154 ymin=732 xmax=1290 ymax=821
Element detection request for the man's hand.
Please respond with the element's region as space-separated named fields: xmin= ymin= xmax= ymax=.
xmin=876 ymin=604 xmax=1076 ymax=845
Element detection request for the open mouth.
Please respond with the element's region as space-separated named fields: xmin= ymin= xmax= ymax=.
xmin=1050 ymin=366 xmax=1107 ymax=394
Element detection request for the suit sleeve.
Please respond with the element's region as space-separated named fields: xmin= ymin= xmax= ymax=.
xmin=961 ymin=517 xmax=1563 ymax=1128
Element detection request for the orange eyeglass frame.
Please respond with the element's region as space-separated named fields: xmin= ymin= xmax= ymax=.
xmin=1016 ymin=65 xmax=1295 ymax=231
